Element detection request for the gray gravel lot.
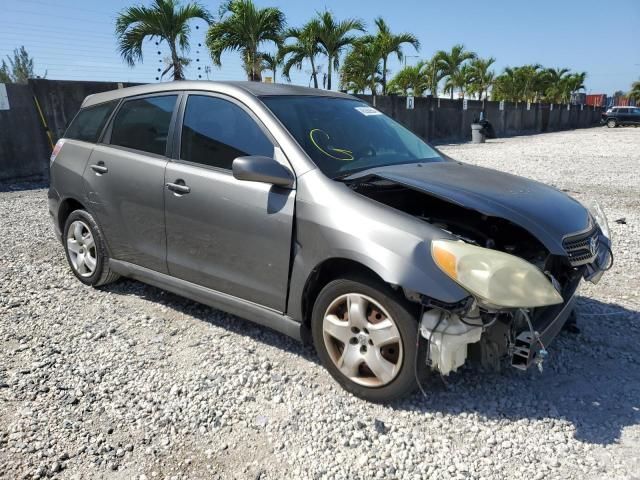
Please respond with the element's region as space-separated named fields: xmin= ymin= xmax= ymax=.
xmin=1 ymin=127 xmax=639 ymax=480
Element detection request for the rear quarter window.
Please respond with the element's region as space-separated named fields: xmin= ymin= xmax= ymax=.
xmin=64 ymin=101 xmax=118 ymax=143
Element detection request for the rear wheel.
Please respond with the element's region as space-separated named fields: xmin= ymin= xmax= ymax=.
xmin=63 ymin=210 xmax=119 ymax=287
xmin=607 ymin=118 xmax=617 ymax=128
xmin=311 ymin=276 xmax=424 ymax=402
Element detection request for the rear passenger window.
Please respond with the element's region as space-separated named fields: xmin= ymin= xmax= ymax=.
xmin=180 ymin=95 xmax=273 ymax=170
xmin=110 ymin=95 xmax=177 ymax=156
xmin=64 ymin=101 xmax=117 ymax=143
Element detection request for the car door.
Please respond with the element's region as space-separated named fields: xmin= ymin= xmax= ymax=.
xmin=164 ymin=93 xmax=295 ymax=312
xmin=620 ymin=107 xmax=633 ymax=125
xmin=609 ymin=107 xmax=618 ymax=121
xmin=84 ymin=93 xmax=179 ymax=273
xmin=631 ymin=107 xmax=640 ymax=124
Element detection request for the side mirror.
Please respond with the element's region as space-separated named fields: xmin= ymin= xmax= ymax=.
xmin=232 ymin=156 xmax=294 ymax=187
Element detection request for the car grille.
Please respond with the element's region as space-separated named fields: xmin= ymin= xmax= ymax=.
xmin=562 ymin=227 xmax=599 ymax=266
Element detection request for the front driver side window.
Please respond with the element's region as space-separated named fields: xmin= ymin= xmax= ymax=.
xmin=180 ymin=95 xmax=273 ymax=170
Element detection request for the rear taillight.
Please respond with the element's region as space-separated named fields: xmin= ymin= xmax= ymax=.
xmin=50 ymin=139 xmax=65 ymax=165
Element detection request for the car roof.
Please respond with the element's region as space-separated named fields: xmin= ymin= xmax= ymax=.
xmin=82 ymin=80 xmax=354 ymax=108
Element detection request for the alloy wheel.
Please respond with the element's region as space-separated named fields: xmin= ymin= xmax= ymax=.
xmin=66 ymin=220 xmax=97 ymax=277
xmin=322 ymin=293 xmax=403 ymax=387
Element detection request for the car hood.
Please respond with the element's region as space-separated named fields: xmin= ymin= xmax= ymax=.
xmin=349 ymin=161 xmax=591 ymax=255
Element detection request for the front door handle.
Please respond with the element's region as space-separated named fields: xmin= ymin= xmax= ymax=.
xmin=90 ymin=163 xmax=108 ymax=174
xmin=166 ymin=181 xmax=191 ymax=195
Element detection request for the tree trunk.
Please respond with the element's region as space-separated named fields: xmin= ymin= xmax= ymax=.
xmin=247 ymin=49 xmax=261 ymax=82
xmin=169 ymin=42 xmax=183 ymax=81
xmin=310 ymin=56 xmax=318 ymax=89
xmin=326 ymin=56 xmax=332 ymax=90
xmin=382 ymin=57 xmax=387 ymax=95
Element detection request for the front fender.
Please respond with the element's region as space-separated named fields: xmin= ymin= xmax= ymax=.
xmin=286 ymin=171 xmax=469 ymax=322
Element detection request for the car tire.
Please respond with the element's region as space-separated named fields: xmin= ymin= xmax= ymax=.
xmin=63 ymin=209 xmax=120 ymax=287
xmin=607 ymin=119 xmax=617 ymax=128
xmin=311 ymin=275 xmax=427 ymax=403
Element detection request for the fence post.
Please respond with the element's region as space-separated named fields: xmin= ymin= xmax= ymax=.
xmin=427 ymin=95 xmax=435 ymax=142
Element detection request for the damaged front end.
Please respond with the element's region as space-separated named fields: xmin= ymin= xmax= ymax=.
xmin=348 ymin=172 xmax=612 ymax=375
xmin=418 ymin=277 xmax=580 ymax=375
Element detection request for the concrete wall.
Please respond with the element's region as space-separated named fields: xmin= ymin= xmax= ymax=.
xmin=0 ymin=79 xmax=138 ymax=182
xmin=0 ymin=80 xmax=605 ymax=183
xmin=0 ymin=83 xmax=50 ymax=182
xmin=357 ymin=94 xmax=604 ymax=143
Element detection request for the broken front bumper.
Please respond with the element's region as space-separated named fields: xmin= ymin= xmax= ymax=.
xmin=420 ymin=235 xmax=612 ymax=375
xmin=512 ymin=236 xmax=612 ymax=370
xmin=511 ymin=293 xmax=577 ymax=370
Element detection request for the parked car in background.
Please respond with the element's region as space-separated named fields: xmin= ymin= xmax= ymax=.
xmin=601 ymin=106 xmax=640 ymax=127
xmin=49 ymin=82 xmax=612 ymax=402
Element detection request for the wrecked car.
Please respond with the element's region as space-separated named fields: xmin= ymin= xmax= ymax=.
xmin=48 ymin=82 xmax=612 ymax=402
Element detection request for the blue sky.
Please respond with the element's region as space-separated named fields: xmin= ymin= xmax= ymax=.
xmin=1 ymin=0 xmax=639 ymax=94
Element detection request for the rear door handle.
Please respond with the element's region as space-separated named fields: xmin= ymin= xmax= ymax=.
xmin=166 ymin=181 xmax=191 ymax=195
xmin=90 ymin=164 xmax=108 ymax=174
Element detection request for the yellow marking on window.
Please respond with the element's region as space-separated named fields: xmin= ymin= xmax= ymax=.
xmin=309 ymin=129 xmax=354 ymax=161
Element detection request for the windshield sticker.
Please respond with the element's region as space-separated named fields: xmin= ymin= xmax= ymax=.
xmin=355 ymin=106 xmax=382 ymax=116
xmin=309 ymin=129 xmax=354 ymax=161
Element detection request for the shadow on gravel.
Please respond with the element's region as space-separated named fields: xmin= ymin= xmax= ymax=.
xmin=397 ymin=296 xmax=640 ymax=446
xmin=104 ymin=280 xmax=639 ymax=446
xmin=102 ymin=279 xmax=316 ymax=357
xmin=0 ymin=180 xmax=48 ymax=192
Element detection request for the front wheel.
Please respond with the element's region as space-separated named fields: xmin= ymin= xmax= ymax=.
xmin=311 ymin=276 xmax=424 ymax=402
xmin=607 ymin=119 xmax=617 ymax=128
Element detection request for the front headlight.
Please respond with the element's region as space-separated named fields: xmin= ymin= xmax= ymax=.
xmin=431 ymin=239 xmax=563 ymax=308
xmin=585 ymin=201 xmax=610 ymax=240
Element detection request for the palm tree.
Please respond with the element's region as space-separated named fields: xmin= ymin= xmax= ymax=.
xmin=386 ymin=61 xmax=428 ymax=96
xmin=492 ymin=64 xmax=544 ymax=102
xmin=280 ymin=20 xmax=321 ymax=88
xmin=366 ymin=17 xmax=419 ymax=95
xmin=521 ymin=64 xmax=546 ymax=102
xmin=561 ymin=71 xmax=586 ymax=103
xmin=115 ymin=0 xmax=212 ymax=81
xmin=206 ymin=0 xmax=285 ymax=81
xmin=340 ymin=41 xmax=381 ymax=95
xmin=421 ymin=56 xmax=442 ymax=97
xmin=434 ymin=44 xmax=476 ymax=99
xmin=315 ymin=10 xmax=365 ymax=90
xmin=443 ymin=64 xmax=471 ymax=99
xmin=261 ymin=51 xmax=283 ymax=83
xmin=629 ymin=80 xmax=640 ymax=102
xmin=492 ymin=68 xmax=517 ymax=102
xmin=466 ymin=57 xmax=495 ymax=100
xmin=542 ymin=67 xmax=571 ymax=103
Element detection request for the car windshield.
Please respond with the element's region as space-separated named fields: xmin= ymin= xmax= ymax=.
xmin=261 ymin=96 xmax=443 ymax=178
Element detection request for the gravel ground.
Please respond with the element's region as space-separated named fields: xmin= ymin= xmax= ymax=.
xmin=1 ymin=127 xmax=639 ymax=480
